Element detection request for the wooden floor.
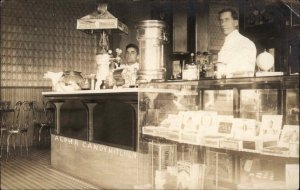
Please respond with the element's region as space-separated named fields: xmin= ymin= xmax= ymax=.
xmin=0 ymin=148 xmax=100 ymax=190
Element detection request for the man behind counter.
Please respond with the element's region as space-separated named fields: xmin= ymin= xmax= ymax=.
xmin=121 ymin=43 xmax=139 ymax=87
xmin=217 ymin=8 xmax=257 ymax=78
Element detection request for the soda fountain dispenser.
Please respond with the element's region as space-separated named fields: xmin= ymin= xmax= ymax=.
xmin=76 ymin=3 xmax=128 ymax=89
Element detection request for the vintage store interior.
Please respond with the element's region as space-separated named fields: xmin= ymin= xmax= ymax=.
xmin=0 ymin=0 xmax=299 ymax=189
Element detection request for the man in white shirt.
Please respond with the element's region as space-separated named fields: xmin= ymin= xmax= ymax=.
xmin=217 ymin=8 xmax=257 ymax=78
xmin=121 ymin=43 xmax=139 ymax=87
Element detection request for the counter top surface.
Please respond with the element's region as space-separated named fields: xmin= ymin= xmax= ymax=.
xmin=42 ymin=88 xmax=177 ymax=96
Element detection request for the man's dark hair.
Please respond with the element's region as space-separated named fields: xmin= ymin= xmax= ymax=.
xmin=218 ymin=8 xmax=238 ymax=20
xmin=126 ymin=43 xmax=139 ymax=54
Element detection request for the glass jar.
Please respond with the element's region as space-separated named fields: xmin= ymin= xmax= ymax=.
xmin=62 ymin=71 xmax=84 ymax=87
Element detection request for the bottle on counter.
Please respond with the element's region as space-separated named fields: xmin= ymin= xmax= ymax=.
xmin=182 ymin=53 xmax=198 ymax=80
xmin=100 ymin=80 xmax=106 ymax=89
xmin=197 ymin=51 xmax=214 ymax=79
xmin=189 ymin=53 xmax=196 ymax=66
xmin=199 ymin=52 xmax=207 ymax=78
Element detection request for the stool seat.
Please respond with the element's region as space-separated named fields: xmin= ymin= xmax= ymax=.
xmin=8 ymin=130 xmax=19 ymax=133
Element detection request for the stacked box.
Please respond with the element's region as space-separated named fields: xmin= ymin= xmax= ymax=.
xmin=148 ymin=142 xmax=177 ymax=187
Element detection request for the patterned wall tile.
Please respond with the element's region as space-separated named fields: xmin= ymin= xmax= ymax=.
xmin=1 ymin=0 xmax=97 ymax=88
xmin=208 ymin=1 xmax=239 ymax=52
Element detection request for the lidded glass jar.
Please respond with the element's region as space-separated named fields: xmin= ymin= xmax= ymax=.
xmin=62 ymin=71 xmax=84 ymax=86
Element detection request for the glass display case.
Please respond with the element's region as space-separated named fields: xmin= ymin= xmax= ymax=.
xmin=137 ymin=76 xmax=299 ymax=189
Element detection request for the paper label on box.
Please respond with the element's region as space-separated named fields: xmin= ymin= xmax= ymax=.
xmin=216 ymin=115 xmax=234 ymax=137
xmin=220 ymin=139 xmax=241 ymax=150
xmin=148 ymin=142 xmax=177 ymax=171
xmin=242 ymin=141 xmax=256 ymax=150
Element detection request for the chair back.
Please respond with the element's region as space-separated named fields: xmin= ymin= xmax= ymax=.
xmin=9 ymin=101 xmax=35 ymax=130
xmin=21 ymin=101 xmax=33 ymax=130
xmin=10 ymin=101 xmax=23 ymax=130
xmin=31 ymin=101 xmax=55 ymax=126
xmin=44 ymin=101 xmax=55 ymax=126
xmin=0 ymin=101 xmax=12 ymax=129
xmin=31 ymin=101 xmax=43 ymax=124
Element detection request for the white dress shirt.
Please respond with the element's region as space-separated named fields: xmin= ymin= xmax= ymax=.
xmin=218 ymin=30 xmax=257 ymax=77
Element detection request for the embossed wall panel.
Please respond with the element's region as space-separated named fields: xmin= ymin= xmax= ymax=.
xmin=0 ymin=0 xmax=97 ymax=89
xmin=208 ymin=0 xmax=238 ymax=52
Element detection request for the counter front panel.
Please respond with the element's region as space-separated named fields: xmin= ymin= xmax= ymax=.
xmin=43 ymin=89 xmax=138 ymax=151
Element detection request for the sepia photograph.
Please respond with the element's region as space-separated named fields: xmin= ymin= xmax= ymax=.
xmin=0 ymin=0 xmax=299 ymax=189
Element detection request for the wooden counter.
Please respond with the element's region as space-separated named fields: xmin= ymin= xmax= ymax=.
xmin=43 ymin=89 xmax=139 ymax=188
xmin=43 ymin=88 xmax=139 ymax=149
xmin=43 ymin=88 xmax=175 ymax=189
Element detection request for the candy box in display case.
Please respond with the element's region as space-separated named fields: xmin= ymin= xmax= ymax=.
xmin=142 ymin=125 xmax=169 ymax=138
xmin=258 ymin=115 xmax=283 ymax=140
xmin=241 ymin=140 xmax=259 ymax=153
xmin=220 ymin=138 xmax=243 ymax=151
xmin=177 ymin=161 xmax=206 ymax=190
xmin=165 ymin=112 xmax=184 ymax=142
xmin=278 ymin=125 xmax=299 ymax=157
xmin=230 ymin=118 xmax=257 ymax=152
xmin=166 ymin=130 xmax=181 ymax=142
xmin=217 ymin=115 xmax=242 ymax=150
xmin=147 ymin=142 xmax=177 ymax=188
xmin=240 ymin=138 xmax=279 ymax=154
xmin=199 ymin=111 xmax=222 ymax=147
xmin=142 ymin=125 xmax=158 ymax=136
xmin=216 ymin=115 xmax=234 ymax=138
xmin=155 ymin=127 xmax=169 ymax=138
xmin=148 ymin=142 xmax=177 ymax=171
xmin=262 ymin=125 xmax=299 ymax=157
xmin=180 ymin=111 xmax=203 ymax=145
xmin=181 ymin=131 xmax=201 ymax=145
xmin=154 ymin=166 xmax=178 ymax=189
xmin=155 ymin=114 xmax=179 ymax=138
xmin=202 ymin=135 xmax=224 ymax=148
xmin=233 ymin=118 xmax=258 ymax=152
xmin=199 ymin=111 xmax=218 ymax=136
xmin=180 ymin=111 xmax=202 ymax=132
xmin=242 ymin=115 xmax=283 ymax=153
xmin=232 ymin=118 xmax=257 ymax=140
xmin=260 ymin=141 xmax=289 ymax=156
